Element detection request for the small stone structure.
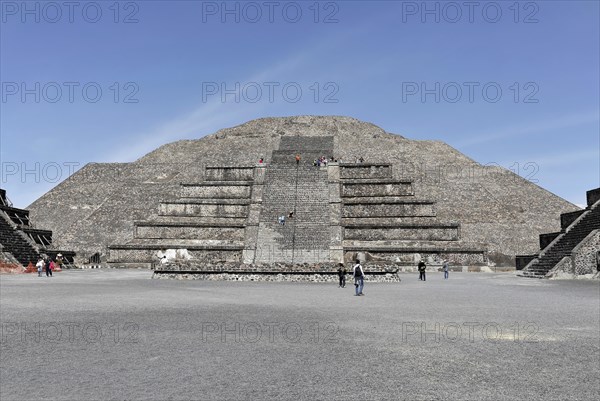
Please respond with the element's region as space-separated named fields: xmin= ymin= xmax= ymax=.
xmin=518 ymin=188 xmax=600 ymax=278
xmin=0 ymin=188 xmax=75 ymax=267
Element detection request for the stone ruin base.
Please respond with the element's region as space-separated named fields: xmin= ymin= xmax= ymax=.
xmin=153 ymin=272 xmax=401 ymax=282
xmin=152 ymin=261 xmax=401 ymax=282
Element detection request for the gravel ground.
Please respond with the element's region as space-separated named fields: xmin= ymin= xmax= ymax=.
xmin=1 ymin=270 xmax=599 ymax=401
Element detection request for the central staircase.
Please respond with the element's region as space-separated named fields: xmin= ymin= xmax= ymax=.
xmin=255 ymin=137 xmax=332 ymax=263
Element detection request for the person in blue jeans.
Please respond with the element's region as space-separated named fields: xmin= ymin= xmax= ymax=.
xmin=353 ymin=260 xmax=364 ymax=296
xmin=443 ymin=260 xmax=449 ymax=279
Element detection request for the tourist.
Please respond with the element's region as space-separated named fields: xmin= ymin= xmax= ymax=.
xmin=160 ymin=256 xmax=169 ymax=266
xmin=295 ymin=154 xmax=301 ymax=164
xmin=44 ymin=256 xmax=52 ymax=277
xmin=36 ymin=257 xmax=43 ymax=277
xmin=313 ymin=159 xmax=318 ymax=167
xmin=418 ymin=259 xmax=426 ymax=281
xmin=278 ymin=215 xmax=285 ymax=225
xmin=337 ymin=263 xmax=346 ymax=288
xmin=353 ymin=259 xmax=364 ymax=296
xmin=258 ymin=157 xmax=264 ymax=164
xmin=442 ymin=259 xmax=449 ymax=279
xmin=288 ymin=211 xmax=294 ymax=219
xmin=56 ymin=254 xmax=64 ymax=270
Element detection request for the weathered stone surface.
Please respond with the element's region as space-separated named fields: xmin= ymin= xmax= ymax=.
xmin=27 ymin=116 xmax=578 ymax=266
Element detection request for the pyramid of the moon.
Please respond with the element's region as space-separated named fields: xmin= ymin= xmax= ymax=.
xmin=28 ymin=116 xmax=578 ymax=272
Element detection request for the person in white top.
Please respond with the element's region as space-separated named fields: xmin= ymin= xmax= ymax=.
xmin=35 ymin=257 xmax=44 ymax=277
xmin=353 ymin=259 xmax=364 ymax=296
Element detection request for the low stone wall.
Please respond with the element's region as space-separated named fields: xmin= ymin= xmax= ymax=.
xmin=347 ymin=250 xmax=487 ymax=266
xmin=109 ymin=247 xmax=243 ymax=264
xmin=340 ymin=164 xmax=392 ymax=180
xmin=205 ymin=167 xmax=254 ymax=181
xmin=135 ymin=225 xmax=244 ymax=241
xmin=180 ymin=184 xmax=251 ymax=199
xmin=153 ymin=272 xmax=401 ymax=282
xmin=155 ymin=261 xmax=399 ymax=273
xmin=573 ymin=230 xmax=600 ymax=275
xmin=153 ymin=261 xmax=401 ymax=281
xmin=342 ymin=182 xmax=413 ymax=197
xmin=342 ymin=202 xmax=435 ymax=218
xmin=344 ymin=226 xmax=459 ymax=241
xmin=159 ymin=202 xmax=248 ymax=218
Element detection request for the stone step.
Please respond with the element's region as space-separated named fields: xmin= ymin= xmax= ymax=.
xmin=135 ymin=223 xmax=245 ymax=241
xmin=144 ymin=216 xmax=248 ymax=226
xmin=341 ymin=217 xmax=444 ymax=226
xmin=344 ymin=225 xmax=459 ymax=241
xmin=180 ymin=183 xmax=252 ymax=199
xmin=342 ymin=202 xmax=436 ymax=218
xmin=339 ymin=164 xmax=392 ymax=180
xmin=159 ymin=202 xmax=249 ymax=218
xmin=343 ymin=239 xmax=486 ymax=252
xmin=341 ymin=181 xmax=414 ymax=197
xmin=204 ymin=166 xmax=255 ymax=181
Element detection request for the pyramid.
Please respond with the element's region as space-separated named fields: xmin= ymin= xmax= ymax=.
xmin=27 ymin=116 xmax=578 ymax=276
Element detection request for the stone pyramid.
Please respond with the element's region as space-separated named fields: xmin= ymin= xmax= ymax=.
xmin=28 ymin=116 xmax=578 ymax=273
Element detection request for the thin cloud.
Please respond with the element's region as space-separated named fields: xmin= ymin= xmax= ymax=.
xmin=102 ymin=35 xmax=351 ymax=163
xmin=455 ymin=111 xmax=599 ymax=149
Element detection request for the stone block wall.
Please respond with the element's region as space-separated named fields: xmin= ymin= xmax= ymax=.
xmin=342 ymin=202 xmax=435 ymax=218
xmin=135 ymin=224 xmax=245 ymax=241
xmin=572 ymin=230 xmax=600 ymax=275
xmin=341 ymin=181 xmax=413 ymax=197
xmin=344 ymin=226 xmax=459 ymax=241
xmin=180 ymin=183 xmax=252 ymax=199
xmin=339 ymin=164 xmax=392 ymax=180
xmin=159 ymin=202 xmax=249 ymax=218
xmin=205 ymin=167 xmax=255 ymax=181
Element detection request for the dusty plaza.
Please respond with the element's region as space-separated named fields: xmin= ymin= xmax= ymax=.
xmin=1 ymin=269 xmax=598 ymax=400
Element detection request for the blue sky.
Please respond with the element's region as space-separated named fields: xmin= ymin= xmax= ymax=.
xmin=1 ymin=0 xmax=598 ymax=208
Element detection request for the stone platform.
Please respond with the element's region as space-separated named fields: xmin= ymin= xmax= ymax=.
xmin=108 ymin=135 xmax=488 ymax=279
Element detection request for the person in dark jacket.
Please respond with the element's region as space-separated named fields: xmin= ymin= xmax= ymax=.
xmin=418 ymin=259 xmax=426 ymax=281
xmin=44 ymin=257 xmax=52 ymax=277
xmin=337 ymin=263 xmax=346 ymax=288
xmin=353 ymin=260 xmax=364 ymax=296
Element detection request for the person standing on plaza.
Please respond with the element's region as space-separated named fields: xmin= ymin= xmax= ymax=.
xmin=337 ymin=263 xmax=346 ymax=288
xmin=418 ymin=259 xmax=426 ymax=281
xmin=353 ymin=259 xmax=364 ymax=296
xmin=442 ymin=259 xmax=449 ymax=279
xmin=44 ymin=256 xmax=52 ymax=277
xmin=36 ymin=257 xmax=44 ymax=277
